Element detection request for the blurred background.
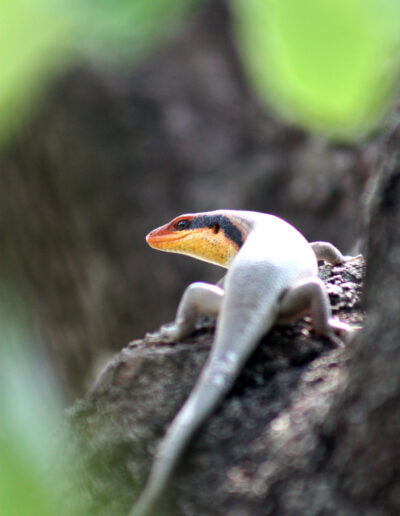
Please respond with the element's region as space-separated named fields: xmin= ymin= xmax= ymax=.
xmin=1 ymin=0 xmax=400 ymax=513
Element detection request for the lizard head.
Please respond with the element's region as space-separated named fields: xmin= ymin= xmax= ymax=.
xmin=146 ymin=212 xmax=245 ymax=267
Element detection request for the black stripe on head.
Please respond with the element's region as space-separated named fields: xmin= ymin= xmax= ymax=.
xmin=190 ymin=215 xmax=244 ymax=248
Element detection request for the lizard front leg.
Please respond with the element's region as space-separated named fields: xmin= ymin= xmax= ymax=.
xmin=310 ymin=241 xmax=360 ymax=265
xmin=159 ymin=282 xmax=224 ymax=342
xmin=278 ymin=277 xmax=351 ymax=346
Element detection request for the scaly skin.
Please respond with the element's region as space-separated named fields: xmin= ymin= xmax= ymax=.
xmin=129 ymin=210 xmax=352 ymax=516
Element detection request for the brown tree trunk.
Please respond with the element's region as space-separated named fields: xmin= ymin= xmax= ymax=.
xmin=66 ymin=107 xmax=400 ymax=516
xmin=67 ymin=255 xmax=364 ymax=516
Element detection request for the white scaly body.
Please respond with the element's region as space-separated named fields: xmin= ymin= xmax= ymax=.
xmin=130 ymin=210 xmax=351 ymax=516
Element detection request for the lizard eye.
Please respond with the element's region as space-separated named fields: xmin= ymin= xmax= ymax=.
xmin=212 ymin=223 xmax=220 ymax=234
xmin=173 ymin=219 xmax=190 ymax=231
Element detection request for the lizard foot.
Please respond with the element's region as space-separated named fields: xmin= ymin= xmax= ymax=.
xmin=325 ymin=318 xmax=361 ymax=347
xmin=158 ymin=322 xmax=187 ymax=343
xmin=144 ymin=323 xmax=183 ymax=343
xmin=341 ymin=254 xmax=363 ymax=263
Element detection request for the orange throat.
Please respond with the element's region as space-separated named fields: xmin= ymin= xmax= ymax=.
xmin=146 ymin=222 xmax=240 ymax=268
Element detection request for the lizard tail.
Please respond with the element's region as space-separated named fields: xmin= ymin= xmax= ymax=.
xmin=128 ymin=350 xmax=250 ymax=516
xmin=130 ymin=258 xmax=281 ymax=516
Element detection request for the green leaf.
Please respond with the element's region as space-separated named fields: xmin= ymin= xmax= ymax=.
xmin=232 ymin=0 xmax=400 ymax=138
xmin=0 ymin=0 xmax=73 ymax=142
xmin=0 ymin=282 xmax=82 ymax=516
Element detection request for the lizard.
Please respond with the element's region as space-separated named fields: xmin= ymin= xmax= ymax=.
xmin=129 ymin=209 xmax=354 ymax=516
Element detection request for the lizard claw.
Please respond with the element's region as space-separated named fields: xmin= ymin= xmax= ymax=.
xmin=326 ymin=318 xmax=361 ymax=347
xmin=342 ymin=254 xmax=363 ymax=263
xmin=145 ymin=323 xmax=181 ymax=343
xmin=147 ymin=319 xmax=196 ymax=344
xmin=158 ymin=323 xmax=182 ymax=343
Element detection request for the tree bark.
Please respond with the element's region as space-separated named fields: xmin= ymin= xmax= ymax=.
xmin=68 ymin=257 xmax=364 ymax=516
xmin=66 ymin=107 xmax=400 ymax=515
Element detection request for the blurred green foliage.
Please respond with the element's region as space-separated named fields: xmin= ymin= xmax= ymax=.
xmin=233 ymin=0 xmax=400 ymax=138
xmin=0 ymin=437 xmax=57 ymax=516
xmin=2 ymin=0 xmax=400 ymax=142
xmin=0 ymin=0 xmax=74 ymax=142
xmin=0 ymin=0 xmax=200 ymax=142
xmin=72 ymin=0 xmax=201 ymax=59
xmin=0 ymin=284 xmax=81 ymax=516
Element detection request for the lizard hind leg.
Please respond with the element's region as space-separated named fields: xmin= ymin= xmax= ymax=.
xmin=310 ymin=241 xmax=361 ymax=265
xmin=278 ymin=277 xmax=351 ymax=346
xmin=159 ymin=282 xmax=224 ymax=342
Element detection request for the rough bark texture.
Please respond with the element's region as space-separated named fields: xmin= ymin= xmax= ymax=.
xmin=0 ymin=0 xmax=372 ymax=399
xmin=312 ymin=108 xmax=400 ymax=515
xmin=68 ymin=257 xmax=364 ymax=516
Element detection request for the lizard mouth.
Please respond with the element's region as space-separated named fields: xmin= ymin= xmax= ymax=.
xmin=146 ymin=226 xmax=192 ymax=249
